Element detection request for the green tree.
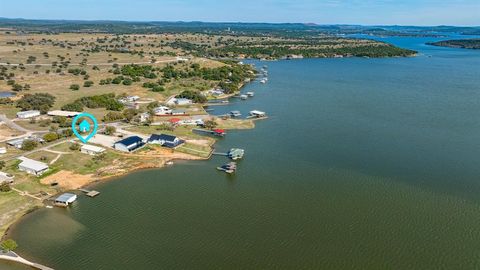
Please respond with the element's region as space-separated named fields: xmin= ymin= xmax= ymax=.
xmin=43 ymin=132 xmax=59 ymax=142
xmin=0 ymin=182 xmax=11 ymax=193
xmin=0 ymin=161 xmax=5 ymax=170
xmin=70 ymin=84 xmax=80 ymax=91
xmin=83 ymin=80 xmax=94 ymax=87
xmin=21 ymin=139 xmax=38 ymax=151
xmin=69 ymin=143 xmax=81 ymax=151
xmin=204 ymin=119 xmax=218 ymax=129
xmin=1 ymin=239 xmax=18 ymax=252
xmin=104 ymin=126 xmax=116 ymax=135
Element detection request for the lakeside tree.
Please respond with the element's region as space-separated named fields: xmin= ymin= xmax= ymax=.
xmin=204 ymin=119 xmax=218 ymax=129
xmin=0 ymin=239 xmax=18 ymax=252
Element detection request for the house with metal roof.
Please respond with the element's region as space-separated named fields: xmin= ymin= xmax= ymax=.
xmin=113 ymin=136 xmax=145 ymax=152
xmin=47 ymin=110 xmax=80 ymax=118
xmin=148 ymin=134 xmax=184 ymax=148
xmin=16 ymin=110 xmax=40 ymax=119
xmin=81 ymin=144 xmax=106 ymax=155
xmin=55 ymin=193 xmax=77 ymax=207
xmin=17 ymin=157 xmax=49 ymax=176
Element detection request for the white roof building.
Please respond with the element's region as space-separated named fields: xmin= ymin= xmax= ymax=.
xmin=16 ymin=110 xmax=40 ymax=119
xmin=17 ymin=157 xmax=49 ymax=176
xmin=47 ymin=110 xmax=81 ymax=117
xmin=166 ymin=97 xmax=193 ymax=106
xmin=81 ymin=144 xmax=106 ymax=155
xmin=153 ymin=106 xmax=172 ymax=116
xmin=0 ymin=147 xmax=6 ymax=154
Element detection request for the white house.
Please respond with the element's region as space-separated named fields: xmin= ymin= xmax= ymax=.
xmin=18 ymin=157 xmax=49 ymax=176
xmin=0 ymin=147 xmax=6 ymax=154
xmin=166 ymin=97 xmax=192 ymax=106
xmin=47 ymin=110 xmax=80 ymax=118
xmin=153 ymin=106 xmax=172 ymax=116
xmin=81 ymin=144 xmax=106 ymax=155
xmin=119 ymin=95 xmax=140 ymax=103
xmin=16 ymin=110 xmax=40 ymax=119
xmin=0 ymin=172 xmax=14 ymax=184
xmin=139 ymin=112 xmax=150 ymax=123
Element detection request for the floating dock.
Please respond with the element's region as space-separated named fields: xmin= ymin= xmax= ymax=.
xmin=79 ymin=188 xmax=101 ymax=198
xmin=217 ymin=162 xmax=237 ymax=174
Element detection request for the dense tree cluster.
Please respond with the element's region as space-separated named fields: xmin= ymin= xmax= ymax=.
xmin=16 ymin=93 xmax=56 ymax=113
xmin=178 ymin=90 xmax=207 ymax=103
xmin=61 ymin=93 xmax=124 ymax=112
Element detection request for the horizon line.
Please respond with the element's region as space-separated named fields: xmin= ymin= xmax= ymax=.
xmin=0 ymin=17 xmax=478 ymax=28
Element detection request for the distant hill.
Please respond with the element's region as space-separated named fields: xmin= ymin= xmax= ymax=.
xmin=0 ymin=18 xmax=478 ymax=37
xmin=427 ymin=39 xmax=480 ymax=49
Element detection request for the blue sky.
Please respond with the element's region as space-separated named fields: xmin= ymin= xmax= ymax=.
xmin=0 ymin=0 xmax=478 ymax=26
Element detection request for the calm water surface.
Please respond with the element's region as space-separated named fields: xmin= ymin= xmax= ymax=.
xmin=5 ymin=36 xmax=480 ymax=269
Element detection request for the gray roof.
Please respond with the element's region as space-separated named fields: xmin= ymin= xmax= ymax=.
xmin=56 ymin=193 xmax=77 ymax=203
xmin=18 ymin=157 xmax=49 ymax=172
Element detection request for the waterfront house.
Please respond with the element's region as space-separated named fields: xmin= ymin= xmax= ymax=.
xmin=16 ymin=110 xmax=40 ymax=119
xmin=148 ymin=134 xmax=184 ymax=148
xmin=17 ymin=157 xmax=49 ymax=176
xmin=55 ymin=193 xmax=77 ymax=207
xmin=114 ymin=136 xmax=144 ymax=152
xmin=81 ymin=144 xmax=106 ymax=155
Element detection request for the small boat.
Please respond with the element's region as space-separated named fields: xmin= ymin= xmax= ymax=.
xmin=166 ymin=161 xmax=174 ymax=166
xmin=228 ymin=148 xmax=245 ymax=160
xmin=217 ymin=162 xmax=237 ymax=174
xmin=46 ymin=205 xmax=53 ymax=209
xmin=229 ymin=111 xmax=242 ymax=117
xmin=260 ymin=79 xmax=267 ymax=84
xmin=240 ymin=94 xmax=248 ymax=100
xmin=246 ymin=92 xmax=254 ymax=97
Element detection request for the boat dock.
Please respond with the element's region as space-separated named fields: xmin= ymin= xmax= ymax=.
xmin=79 ymin=188 xmax=101 ymax=198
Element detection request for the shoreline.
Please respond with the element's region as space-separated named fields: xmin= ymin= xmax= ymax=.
xmin=0 ymin=65 xmax=258 ymax=269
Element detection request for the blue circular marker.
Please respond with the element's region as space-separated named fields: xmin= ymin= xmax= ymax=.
xmin=72 ymin=112 xmax=98 ymax=143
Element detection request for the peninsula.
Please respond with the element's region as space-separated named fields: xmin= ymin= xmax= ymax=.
xmin=0 ymin=20 xmax=417 ymax=255
xmin=427 ymin=39 xmax=480 ymax=49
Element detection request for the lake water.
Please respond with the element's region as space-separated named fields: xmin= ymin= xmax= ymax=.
xmin=5 ymin=35 xmax=480 ymax=269
xmin=0 ymin=91 xmax=14 ymax=98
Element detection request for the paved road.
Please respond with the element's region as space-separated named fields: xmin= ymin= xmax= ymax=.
xmin=0 ymin=114 xmax=31 ymax=133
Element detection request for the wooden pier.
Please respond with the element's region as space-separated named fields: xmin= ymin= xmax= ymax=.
xmin=79 ymin=188 xmax=101 ymax=197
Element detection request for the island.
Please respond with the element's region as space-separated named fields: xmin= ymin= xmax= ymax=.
xmin=427 ymin=39 xmax=480 ymax=49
